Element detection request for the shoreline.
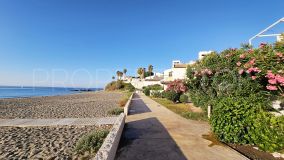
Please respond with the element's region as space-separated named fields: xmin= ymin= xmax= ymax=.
xmin=0 ymin=90 xmax=101 ymax=100
xmin=0 ymin=88 xmax=103 ymax=100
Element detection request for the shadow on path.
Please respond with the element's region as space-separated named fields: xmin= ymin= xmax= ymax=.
xmin=115 ymin=117 xmax=187 ymax=160
xmin=115 ymin=93 xmax=186 ymax=160
xmin=128 ymin=93 xmax=151 ymax=115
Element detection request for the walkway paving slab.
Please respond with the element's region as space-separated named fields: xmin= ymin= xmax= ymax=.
xmin=116 ymin=93 xmax=248 ymax=160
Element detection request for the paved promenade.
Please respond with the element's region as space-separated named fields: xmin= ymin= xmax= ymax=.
xmin=115 ymin=93 xmax=248 ymax=160
xmin=0 ymin=117 xmax=117 ymax=127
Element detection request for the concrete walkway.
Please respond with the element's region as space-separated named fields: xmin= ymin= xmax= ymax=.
xmin=115 ymin=93 xmax=248 ymax=160
xmin=0 ymin=117 xmax=117 ymax=127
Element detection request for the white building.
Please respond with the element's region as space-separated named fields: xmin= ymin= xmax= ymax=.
xmin=160 ymin=60 xmax=191 ymax=90
xmin=123 ymin=72 xmax=164 ymax=90
xmin=277 ymin=34 xmax=283 ymax=42
xmin=163 ymin=60 xmax=187 ymax=82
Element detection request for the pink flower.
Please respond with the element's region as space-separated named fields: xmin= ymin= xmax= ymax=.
xmin=266 ymin=71 xmax=275 ymax=79
xmin=201 ymin=69 xmax=213 ymax=76
xmin=207 ymin=70 xmax=213 ymax=75
xmin=260 ymin=43 xmax=267 ymax=48
xmin=251 ymin=76 xmax=257 ymax=80
xmin=248 ymin=58 xmax=256 ymax=65
xmin=268 ymin=79 xmax=277 ymax=84
xmin=266 ymin=85 xmax=278 ymax=91
xmin=275 ymin=74 xmax=284 ymax=83
xmin=246 ymin=67 xmax=261 ymax=73
xmin=276 ymin=52 xmax=283 ymax=58
xmin=239 ymin=54 xmax=246 ymax=59
xmin=238 ymin=69 xmax=244 ymax=75
xmin=248 ymin=49 xmax=254 ymax=53
xmin=236 ymin=61 xmax=242 ymax=66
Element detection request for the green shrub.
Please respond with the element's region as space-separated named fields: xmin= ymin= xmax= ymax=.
xmin=105 ymin=80 xmax=124 ymax=91
xmin=105 ymin=80 xmax=135 ymax=92
xmin=188 ymin=90 xmax=211 ymax=111
xmin=75 ymin=129 xmax=109 ymax=155
xmin=179 ymin=94 xmax=188 ymax=103
xmin=143 ymin=84 xmax=163 ymax=96
xmin=115 ymin=80 xmax=124 ymax=89
xmin=210 ymin=95 xmax=284 ymax=152
xmin=125 ymin=83 xmax=135 ymax=92
xmin=210 ymin=95 xmax=263 ymax=144
xmin=249 ymin=113 xmax=284 ymax=152
xmin=105 ymin=81 xmax=117 ymax=91
xmin=164 ymin=91 xmax=180 ymax=102
xmin=108 ymin=107 xmax=124 ymax=115
xmin=151 ymin=90 xmax=162 ymax=98
xmin=147 ymin=84 xmax=163 ymax=90
xmin=143 ymin=88 xmax=150 ymax=96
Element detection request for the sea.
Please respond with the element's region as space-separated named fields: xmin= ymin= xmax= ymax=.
xmin=0 ymin=86 xmax=102 ymax=99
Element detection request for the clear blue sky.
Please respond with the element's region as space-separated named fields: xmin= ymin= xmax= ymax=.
xmin=0 ymin=0 xmax=283 ymax=88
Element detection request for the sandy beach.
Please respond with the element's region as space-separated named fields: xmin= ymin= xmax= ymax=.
xmin=0 ymin=125 xmax=111 ymax=159
xmin=0 ymin=91 xmax=123 ymax=119
xmin=0 ymin=91 xmax=123 ymax=159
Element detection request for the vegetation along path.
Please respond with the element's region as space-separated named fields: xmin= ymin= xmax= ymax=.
xmin=115 ymin=93 xmax=248 ymax=160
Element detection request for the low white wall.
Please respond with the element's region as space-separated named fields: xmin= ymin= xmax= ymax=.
xmin=124 ymin=93 xmax=134 ymax=116
xmin=93 ymin=113 xmax=125 ymax=160
xmin=130 ymin=79 xmax=163 ymax=89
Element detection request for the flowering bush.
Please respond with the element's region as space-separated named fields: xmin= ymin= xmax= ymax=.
xmin=186 ymin=42 xmax=284 ymax=152
xmin=166 ymin=79 xmax=188 ymax=94
xmin=266 ymin=71 xmax=284 ymax=91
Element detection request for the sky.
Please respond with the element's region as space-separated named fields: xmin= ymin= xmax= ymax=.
xmin=0 ymin=0 xmax=283 ymax=88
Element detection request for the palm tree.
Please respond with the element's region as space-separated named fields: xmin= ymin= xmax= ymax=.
xmin=123 ymin=69 xmax=127 ymax=75
xmin=137 ymin=68 xmax=144 ymax=79
xmin=148 ymin=65 xmax=153 ymax=78
xmin=116 ymin=71 xmax=121 ymax=80
xmin=119 ymin=71 xmax=123 ymax=80
xmin=123 ymin=69 xmax=127 ymax=80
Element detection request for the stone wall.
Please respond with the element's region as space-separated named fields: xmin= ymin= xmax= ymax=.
xmin=93 ymin=113 xmax=125 ymax=160
xmin=124 ymin=93 xmax=133 ymax=116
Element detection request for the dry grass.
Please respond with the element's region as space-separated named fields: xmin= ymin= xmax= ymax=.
xmin=119 ymin=98 xmax=128 ymax=107
xmin=118 ymin=91 xmax=133 ymax=107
